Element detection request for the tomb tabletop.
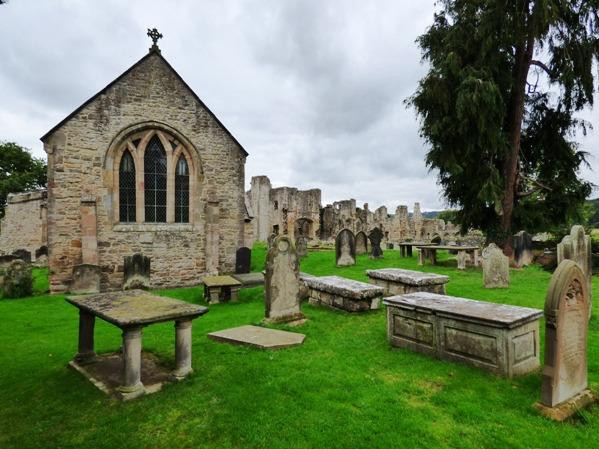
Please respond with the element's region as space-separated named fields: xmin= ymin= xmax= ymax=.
xmin=66 ymin=289 xmax=208 ymax=327
xmin=384 ymin=292 xmax=542 ymax=328
xmin=414 ymin=245 xmax=480 ymax=251
xmin=202 ymin=275 xmax=243 ymax=287
xmin=366 ymin=268 xmax=449 ymax=284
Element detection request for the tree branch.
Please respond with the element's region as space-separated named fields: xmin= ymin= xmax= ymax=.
xmin=530 ymin=60 xmax=553 ymax=78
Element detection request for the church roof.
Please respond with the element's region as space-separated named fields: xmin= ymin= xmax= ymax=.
xmin=40 ymin=49 xmax=248 ymax=156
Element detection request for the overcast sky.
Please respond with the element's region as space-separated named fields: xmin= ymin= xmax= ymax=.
xmin=0 ymin=0 xmax=597 ymax=211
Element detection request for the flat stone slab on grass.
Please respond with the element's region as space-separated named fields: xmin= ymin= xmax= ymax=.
xmin=202 ymin=275 xmax=242 ymax=288
xmin=207 ymin=325 xmax=305 ymax=350
xmin=232 ymin=272 xmax=264 ymax=287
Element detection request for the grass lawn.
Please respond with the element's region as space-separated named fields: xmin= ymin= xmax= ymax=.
xmin=1 ymin=245 xmax=598 ymax=449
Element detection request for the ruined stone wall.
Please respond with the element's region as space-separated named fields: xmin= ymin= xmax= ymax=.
xmin=43 ymin=52 xmax=246 ymax=293
xmin=0 ymin=190 xmax=47 ymax=260
xmin=247 ymin=176 xmax=321 ymax=242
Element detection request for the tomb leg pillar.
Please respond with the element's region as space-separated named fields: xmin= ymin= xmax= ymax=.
xmin=230 ymin=286 xmax=240 ymax=302
xmin=473 ymin=249 xmax=480 ymax=267
xmin=209 ymin=287 xmax=221 ymax=304
xmin=117 ymin=326 xmax=144 ymax=400
xmin=172 ymin=320 xmax=193 ymax=380
xmin=418 ymin=249 xmax=425 ymax=266
xmin=75 ymin=310 xmax=96 ymax=364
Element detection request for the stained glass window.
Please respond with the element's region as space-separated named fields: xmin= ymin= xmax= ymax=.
xmin=175 ymin=155 xmax=189 ymax=223
xmin=119 ymin=150 xmax=136 ymax=222
xmin=144 ymin=136 xmax=167 ymax=222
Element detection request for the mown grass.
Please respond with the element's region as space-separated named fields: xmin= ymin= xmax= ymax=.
xmin=0 ymin=245 xmax=598 ymax=449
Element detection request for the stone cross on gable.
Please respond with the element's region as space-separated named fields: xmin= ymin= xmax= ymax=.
xmin=147 ymin=27 xmax=163 ymax=52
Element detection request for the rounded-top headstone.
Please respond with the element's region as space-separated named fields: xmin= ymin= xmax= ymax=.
xmin=264 ymin=235 xmax=303 ymax=323
xmin=541 ymin=259 xmax=590 ymax=407
xmin=335 ymin=229 xmax=356 ymax=267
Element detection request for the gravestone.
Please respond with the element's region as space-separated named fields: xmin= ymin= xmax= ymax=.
xmin=482 ymin=243 xmax=509 ymax=288
xmin=12 ymin=249 xmax=32 ymax=264
xmin=2 ymin=260 xmax=32 ymax=298
xmin=235 ymin=247 xmax=251 ymax=274
xmin=335 ymin=229 xmax=356 ymax=267
xmin=557 ymin=225 xmax=592 ymax=316
xmin=457 ymin=251 xmax=471 ymax=270
xmin=536 ymin=260 xmax=595 ymax=420
xmin=295 ymin=236 xmax=308 ymax=260
xmin=512 ymin=231 xmax=533 ymax=267
xmin=368 ymin=227 xmax=384 ymax=259
xmin=355 ymin=231 xmax=368 ymax=255
xmin=264 ymin=236 xmax=303 ymax=323
xmin=70 ymin=264 xmax=101 ymax=294
xmin=123 ymin=253 xmax=150 ymax=290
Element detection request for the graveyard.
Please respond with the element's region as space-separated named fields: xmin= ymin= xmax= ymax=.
xmin=1 ymin=2 xmax=599 ymax=448
xmin=0 ymin=245 xmax=598 ymax=449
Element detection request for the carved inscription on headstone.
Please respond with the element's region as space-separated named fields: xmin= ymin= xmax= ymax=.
xmin=541 ymin=260 xmax=590 ymax=408
xmin=264 ymin=236 xmax=303 ymax=323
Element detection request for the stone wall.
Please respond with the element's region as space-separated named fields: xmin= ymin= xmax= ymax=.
xmin=42 ymin=50 xmax=247 ymax=293
xmin=0 ymin=190 xmax=47 ymax=261
xmin=248 ymin=176 xmax=321 ymax=242
xmin=248 ymin=175 xmax=460 ymax=244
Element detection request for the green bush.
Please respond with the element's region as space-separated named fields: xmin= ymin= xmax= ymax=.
xmin=2 ymin=260 xmax=33 ymax=299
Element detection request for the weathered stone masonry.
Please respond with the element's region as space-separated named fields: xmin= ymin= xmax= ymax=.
xmin=0 ymin=190 xmax=47 ymax=260
xmin=41 ymin=49 xmax=248 ymax=293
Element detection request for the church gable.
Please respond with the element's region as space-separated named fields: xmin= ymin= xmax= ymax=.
xmin=40 ymin=49 xmax=247 ymax=157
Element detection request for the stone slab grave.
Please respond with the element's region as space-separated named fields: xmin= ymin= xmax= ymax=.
xmin=366 ymin=268 xmax=449 ymax=296
xmin=66 ymin=289 xmax=208 ymax=400
xmin=235 ymin=247 xmax=251 ymax=274
xmin=355 ymin=231 xmax=368 ymax=255
xmin=368 ymin=227 xmax=384 ymax=259
xmin=482 ymin=243 xmax=509 ymax=288
xmin=384 ymin=292 xmax=542 ymax=378
xmin=70 ymin=264 xmax=101 ymax=294
xmin=416 ymin=245 xmax=480 ymax=269
xmin=303 ymin=275 xmax=384 ymax=312
xmin=335 ymin=228 xmax=356 ymax=267
xmin=232 ymin=272 xmax=264 ymax=287
xmin=202 ymin=275 xmax=242 ymax=304
xmin=535 ymin=260 xmax=596 ymax=421
xmin=123 ymin=253 xmax=150 ymax=290
xmin=557 ymin=225 xmax=592 ymax=317
xmin=512 ymin=231 xmax=533 ymax=267
xmin=264 ymin=235 xmax=304 ymax=323
xmin=208 ymin=325 xmax=305 ymax=350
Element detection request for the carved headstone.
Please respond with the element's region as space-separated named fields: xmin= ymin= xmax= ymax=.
xmin=355 ymin=231 xmax=368 ymax=255
xmin=70 ymin=264 xmax=101 ymax=294
xmin=123 ymin=253 xmax=150 ymax=290
xmin=537 ymin=260 xmax=595 ymax=420
xmin=264 ymin=236 xmax=303 ymax=323
xmin=482 ymin=243 xmax=509 ymax=288
xmin=295 ymin=236 xmax=308 ymax=260
xmin=557 ymin=225 xmax=592 ymax=316
xmin=335 ymin=229 xmax=356 ymax=267
xmin=235 ymin=247 xmax=251 ymax=274
xmin=368 ymin=227 xmax=384 ymax=259
xmin=512 ymin=231 xmax=533 ymax=267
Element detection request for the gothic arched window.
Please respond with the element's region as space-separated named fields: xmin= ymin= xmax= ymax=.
xmin=144 ymin=136 xmax=167 ymax=222
xmin=119 ymin=150 xmax=136 ymax=222
xmin=175 ymin=155 xmax=190 ymax=223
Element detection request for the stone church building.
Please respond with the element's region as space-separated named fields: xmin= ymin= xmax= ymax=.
xmin=41 ymin=42 xmax=248 ymax=293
